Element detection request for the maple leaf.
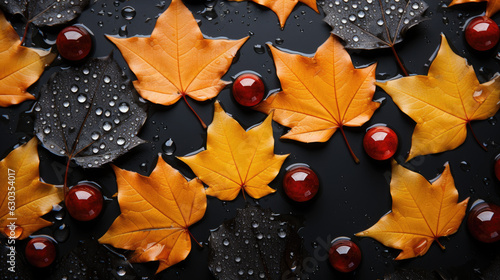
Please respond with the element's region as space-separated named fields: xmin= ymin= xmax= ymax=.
xmin=0 ymin=138 xmax=63 ymax=240
xmin=449 ymin=0 xmax=500 ymax=18
xmin=209 ymin=205 xmax=306 ymax=279
xmin=106 ymin=0 xmax=248 ymax=128
xmin=321 ymin=0 xmax=428 ymax=76
xmin=99 ymin=156 xmax=206 ymax=274
xmin=179 ymin=101 xmax=288 ymax=201
xmin=34 ymin=56 xmax=147 ymax=172
xmin=377 ymin=34 xmax=500 ymax=161
xmin=356 ymin=161 xmax=469 ymax=260
xmin=229 ymin=0 xmax=319 ymax=28
xmin=0 ymin=10 xmax=55 ymax=107
xmin=0 ymin=0 xmax=90 ymax=27
xmin=254 ymin=35 xmax=379 ymax=163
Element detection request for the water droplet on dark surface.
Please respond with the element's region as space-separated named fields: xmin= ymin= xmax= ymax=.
xmin=121 ymin=6 xmax=136 ymax=20
xmin=119 ymin=25 xmax=128 ymax=36
xmin=460 ymin=161 xmax=471 ymax=172
xmin=162 ymin=138 xmax=176 ymax=155
xmin=253 ymin=44 xmax=265 ymax=54
xmin=54 ymin=223 xmax=70 ymax=242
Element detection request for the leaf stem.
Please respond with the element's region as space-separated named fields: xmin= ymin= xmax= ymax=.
xmin=467 ymin=121 xmax=487 ymax=151
xmin=63 ymin=156 xmax=72 ymax=197
xmin=182 ymin=94 xmax=207 ymax=129
xmin=339 ymin=126 xmax=360 ymax=164
xmin=20 ymin=22 xmax=30 ymax=46
xmin=390 ymin=45 xmax=409 ymax=77
xmin=435 ymin=238 xmax=445 ymax=250
xmin=188 ymin=230 xmax=203 ymax=248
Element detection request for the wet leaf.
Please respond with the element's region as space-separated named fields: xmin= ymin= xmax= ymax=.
xmin=449 ymin=0 xmax=500 ymax=18
xmin=356 ymin=161 xmax=469 ymax=260
xmin=255 ymin=35 xmax=379 ymax=163
xmin=209 ymin=205 xmax=307 ymax=280
xmin=51 ymin=239 xmax=137 ymax=280
xmin=322 ymin=0 xmax=428 ymax=49
xmin=34 ymin=55 xmax=147 ymax=169
xmin=179 ymin=101 xmax=288 ymax=201
xmin=0 ymin=0 xmax=90 ymax=27
xmin=0 ymin=138 xmax=63 ymax=240
xmin=0 ymin=10 xmax=55 ymax=107
xmin=99 ymin=156 xmax=206 ymax=274
xmin=229 ymin=0 xmax=319 ymax=27
xmin=377 ymin=35 xmax=500 ymax=161
xmin=106 ymin=0 xmax=247 ymax=127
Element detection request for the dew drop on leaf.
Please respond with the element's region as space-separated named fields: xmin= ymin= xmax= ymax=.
xmin=118 ymin=102 xmax=130 ymax=113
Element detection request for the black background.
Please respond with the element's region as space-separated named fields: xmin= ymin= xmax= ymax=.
xmin=0 ymin=0 xmax=499 ymax=279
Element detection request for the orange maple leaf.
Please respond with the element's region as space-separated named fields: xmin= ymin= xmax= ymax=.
xmin=449 ymin=0 xmax=500 ymax=17
xmin=255 ymin=35 xmax=379 ymax=163
xmin=106 ymin=0 xmax=247 ymax=128
xmin=377 ymin=34 xmax=500 ymax=161
xmin=0 ymin=138 xmax=63 ymax=240
xmin=356 ymin=161 xmax=469 ymax=260
xmin=229 ymin=0 xmax=319 ymax=27
xmin=0 ymin=11 xmax=55 ymax=107
xmin=179 ymin=101 xmax=288 ymax=201
xmin=99 ymin=156 xmax=206 ymax=273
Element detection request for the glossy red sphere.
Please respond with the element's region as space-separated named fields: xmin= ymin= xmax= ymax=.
xmin=65 ymin=182 xmax=103 ymax=221
xmin=232 ymin=73 xmax=265 ymax=107
xmin=283 ymin=166 xmax=319 ymax=202
xmin=465 ymin=16 xmax=500 ymax=51
xmin=363 ymin=126 xmax=398 ymax=160
xmin=25 ymin=237 xmax=56 ymax=268
xmin=329 ymin=238 xmax=361 ymax=273
xmin=467 ymin=201 xmax=500 ymax=243
xmin=56 ymin=26 xmax=92 ymax=61
xmin=495 ymin=157 xmax=500 ymax=181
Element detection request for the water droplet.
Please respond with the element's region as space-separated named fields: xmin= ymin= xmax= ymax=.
xmin=117 ymin=269 xmax=126 ymax=276
xmin=275 ymin=38 xmax=284 ymax=45
xmin=278 ymin=229 xmax=287 ymax=238
xmin=353 ymin=35 xmax=359 ymax=42
xmin=82 ymin=68 xmax=90 ymax=75
xmin=357 ymin=11 xmax=365 ymax=18
xmin=119 ymin=25 xmax=128 ymax=36
xmin=235 ymin=256 xmax=241 ymax=263
xmin=256 ymin=233 xmax=263 ymax=239
xmin=162 ymin=138 xmax=176 ymax=155
xmin=77 ymin=94 xmax=87 ymax=103
xmin=91 ymin=132 xmax=100 ymax=141
xmin=118 ymin=102 xmax=130 ymax=113
xmin=63 ymin=101 xmax=70 ymax=107
xmin=103 ymin=75 xmax=111 ymax=83
xmin=348 ymin=14 xmax=356 ymax=21
xmin=412 ymin=3 xmax=419 ymax=9
xmin=117 ymin=138 xmax=125 ymax=145
xmin=109 ymin=100 xmax=115 ymax=107
xmin=223 ymin=239 xmax=229 ymax=246
xmin=139 ymin=162 xmax=147 ymax=172
xmin=253 ymin=44 xmax=265 ymax=54
xmin=95 ymin=108 xmax=103 ymax=116
xmin=44 ymin=127 xmax=51 ymax=134
xmin=488 ymin=116 xmax=497 ymax=125
xmin=71 ymin=85 xmax=79 ymax=93
xmin=53 ymin=223 xmax=70 ymax=242
xmin=460 ymin=161 xmax=471 ymax=172
xmin=103 ymin=122 xmax=112 ymax=131
xmin=121 ymin=6 xmax=136 ymax=20
xmin=252 ymin=221 xmax=259 ymax=228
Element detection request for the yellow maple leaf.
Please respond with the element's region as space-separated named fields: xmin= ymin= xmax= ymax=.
xmin=229 ymin=0 xmax=319 ymax=27
xmin=99 ymin=156 xmax=206 ymax=273
xmin=106 ymin=0 xmax=247 ymax=127
xmin=0 ymin=138 xmax=63 ymax=240
xmin=255 ymin=35 xmax=379 ymax=163
xmin=356 ymin=161 xmax=469 ymax=260
xmin=179 ymin=101 xmax=288 ymax=201
xmin=449 ymin=0 xmax=500 ymax=18
xmin=0 ymin=10 xmax=55 ymax=107
xmin=377 ymin=34 xmax=500 ymax=161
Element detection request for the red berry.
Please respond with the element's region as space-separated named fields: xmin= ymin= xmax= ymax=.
xmin=328 ymin=237 xmax=361 ymax=273
xmin=65 ymin=182 xmax=103 ymax=221
xmin=495 ymin=156 xmax=500 ymax=181
xmin=232 ymin=73 xmax=265 ymax=107
xmin=465 ymin=16 xmax=500 ymax=51
xmin=467 ymin=200 xmax=500 ymax=243
xmin=25 ymin=236 xmax=56 ymax=268
xmin=283 ymin=165 xmax=319 ymax=202
xmin=363 ymin=126 xmax=398 ymax=160
xmin=56 ymin=26 xmax=92 ymax=61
